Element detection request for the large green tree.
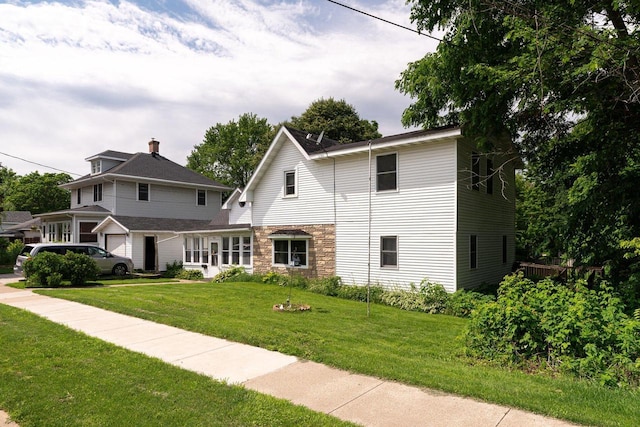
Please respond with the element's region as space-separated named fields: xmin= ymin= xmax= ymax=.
xmin=0 ymin=165 xmax=17 ymax=210
xmin=3 ymin=172 xmax=72 ymax=214
xmin=187 ymin=113 xmax=274 ymax=189
xmin=396 ymin=0 xmax=640 ymax=267
xmin=287 ymin=97 xmax=381 ymax=143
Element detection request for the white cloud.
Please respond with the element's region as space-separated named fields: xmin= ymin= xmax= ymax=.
xmin=0 ymin=0 xmax=437 ymax=176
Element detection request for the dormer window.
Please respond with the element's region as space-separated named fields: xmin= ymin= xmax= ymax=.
xmin=91 ymin=160 xmax=102 ymax=175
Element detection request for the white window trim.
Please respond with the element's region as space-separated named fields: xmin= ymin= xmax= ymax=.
xmin=137 ymin=183 xmax=150 ymax=202
xmin=184 ymin=237 xmax=209 ymax=265
xmin=375 ymin=152 xmax=399 ymax=193
xmin=93 ymin=183 xmax=103 ymax=202
xmin=196 ymin=189 xmax=207 ymax=206
xmin=220 ymin=236 xmax=252 ymax=266
xmin=283 ymin=169 xmax=297 ymax=198
xmin=76 ymin=188 xmax=81 ymax=205
xmin=91 ymin=160 xmax=102 ymax=175
xmin=270 ymin=237 xmax=309 ymax=268
xmin=380 ymin=235 xmax=399 ymax=269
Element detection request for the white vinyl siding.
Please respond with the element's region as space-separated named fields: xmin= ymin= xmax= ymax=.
xmin=335 ymin=141 xmax=458 ymax=291
xmin=252 ymin=140 xmax=334 ymax=225
xmin=138 ymin=183 xmax=149 ymax=201
xmin=456 ymin=138 xmax=516 ymax=289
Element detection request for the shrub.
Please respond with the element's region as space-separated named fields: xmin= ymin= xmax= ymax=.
xmin=262 ymin=271 xmax=287 ymax=285
xmin=176 ymin=269 xmax=205 ymax=281
xmin=336 ymin=284 xmax=384 ymax=303
xmin=24 ymin=252 xmax=67 ymax=287
xmin=380 ymin=280 xmax=449 ymax=314
xmin=164 ymin=260 xmax=183 ymax=278
xmin=7 ymin=240 xmax=24 ymax=264
xmin=445 ymin=290 xmax=494 ymax=318
xmin=211 ymin=266 xmax=245 ymax=283
xmin=64 ymin=252 xmax=100 ymax=286
xmin=307 ymin=276 xmax=342 ymax=296
xmin=466 ymin=273 xmax=640 ymax=387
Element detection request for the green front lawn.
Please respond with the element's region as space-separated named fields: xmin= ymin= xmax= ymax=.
xmin=0 ymin=304 xmax=353 ymax=427
xmin=38 ymin=282 xmax=640 ymax=427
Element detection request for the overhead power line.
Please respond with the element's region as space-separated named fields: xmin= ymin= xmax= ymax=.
xmin=325 ymin=0 xmax=442 ymax=42
xmin=0 ymin=151 xmax=82 ymax=176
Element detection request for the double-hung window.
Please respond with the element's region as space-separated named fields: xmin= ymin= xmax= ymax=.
xmin=284 ymin=170 xmax=296 ymax=197
xmin=486 ymin=158 xmax=494 ymax=195
xmin=376 ymin=153 xmax=397 ymax=192
xmin=138 ymin=183 xmax=149 ymax=201
xmin=93 ymin=184 xmax=102 ymax=202
xmin=197 ymin=189 xmax=206 ymax=206
xmin=471 ymin=153 xmax=480 ymax=191
xmin=470 ymin=235 xmax=478 ymax=269
xmin=380 ymin=236 xmax=398 ymax=268
xmin=272 ymin=239 xmax=308 ymax=267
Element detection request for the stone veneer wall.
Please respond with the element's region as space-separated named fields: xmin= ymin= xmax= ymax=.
xmin=252 ymin=224 xmax=336 ymax=278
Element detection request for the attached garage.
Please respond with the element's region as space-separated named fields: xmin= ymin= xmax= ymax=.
xmin=106 ymin=234 xmax=127 ymax=257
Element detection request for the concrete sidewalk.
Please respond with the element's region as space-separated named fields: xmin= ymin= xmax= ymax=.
xmin=0 ymin=278 xmax=579 ymax=427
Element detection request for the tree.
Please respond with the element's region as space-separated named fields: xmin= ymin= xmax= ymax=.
xmin=287 ymin=97 xmax=381 ymax=143
xmin=3 ymin=172 xmax=72 ymax=214
xmin=187 ymin=113 xmax=274 ymax=189
xmin=0 ymin=165 xmax=17 ymax=210
xmin=396 ymin=1 xmax=640 ymax=267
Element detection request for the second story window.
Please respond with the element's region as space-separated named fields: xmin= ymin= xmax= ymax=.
xmin=93 ymin=183 xmax=102 ymax=202
xmin=471 ymin=153 xmax=480 ymax=191
xmin=376 ymin=153 xmax=397 ymax=192
xmin=76 ymin=188 xmax=81 ymax=205
xmin=138 ymin=183 xmax=149 ymax=201
xmin=197 ymin=189 xmax=206 ymax=206
xmin=284 ymin=170 xmax=296 ymax=197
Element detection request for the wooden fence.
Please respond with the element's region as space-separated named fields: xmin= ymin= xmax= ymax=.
xmin=517 ymin=262 xmax=603 ymax=280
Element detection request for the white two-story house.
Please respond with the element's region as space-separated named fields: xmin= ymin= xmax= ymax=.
xmin=181 ymin=125 xmax=518 ymax=291
xmin=37 ymin=139 xmax=231 ymax=272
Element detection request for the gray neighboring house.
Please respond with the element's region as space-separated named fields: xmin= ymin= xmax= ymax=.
xmin=0 ymin=211 xmax=39 ymax=242
xmin=36 ymin=139 xmax=231 ymax=272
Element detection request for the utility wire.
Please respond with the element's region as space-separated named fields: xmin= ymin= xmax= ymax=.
xmin=0 ymin=151 xmax=83 ymax=176
xmin=325 ymin=0 xmax=442 ymax=42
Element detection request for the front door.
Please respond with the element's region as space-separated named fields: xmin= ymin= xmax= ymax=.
xmin=210 ymin=242 xmax=219 ymax=266
xmin=144 ymin=236 xmax=156 ymax=271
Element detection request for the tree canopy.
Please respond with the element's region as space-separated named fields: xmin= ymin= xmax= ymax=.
xmin=3 ymin=172 xmax=72 ymax=214
xmin=397 ymin=0 xmax=640 ymax=267
xmin=187 ymin=113 xmax=274 ymax=189
xmin=287 ymin=97 xmax=381 ymax=143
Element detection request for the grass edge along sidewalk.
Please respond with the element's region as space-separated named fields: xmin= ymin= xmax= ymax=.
xmin=37 ymin=281 xmax=640 ymax=427
xmin=0 ymin=304 xmax=353 ymax=427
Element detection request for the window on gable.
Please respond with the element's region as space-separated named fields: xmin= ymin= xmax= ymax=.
xmin=471 ymin=153 xmax=480 ymax=191
xmin=380 ymin=236 xmax=398 ymax=268
xmin=284 ymin=170 xmax=296 ymax=197
xmin=138 ymin=183 xmax=149 ymax=201
xmin=470 ymin=235 xmax=478 ymax=269
xmin=376 ymin=153 xmax=397 ymax=192
xmin=93 ymin=184 xmax=102 ymax=202
xmin=486 ymin=158 xmax=494 ymax=195
xmin=197 ymin=189 xmax=206 ymax=206
xmin=272 ymin=239 xmax=307 ymax=267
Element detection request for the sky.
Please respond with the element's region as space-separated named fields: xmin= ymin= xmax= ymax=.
xmin=0 ymin=0 xmax=439 ymax=178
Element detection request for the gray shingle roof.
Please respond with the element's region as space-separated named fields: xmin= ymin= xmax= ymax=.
xmin=110 ymin=216 xmax=214 ymax=232
xmin=286 ymin=124 xmax=461 ymax=156
xmin=67 ymin=151 xmax=231 ymax=190
xmin=1 ymin=211 xmax=33 ymax=224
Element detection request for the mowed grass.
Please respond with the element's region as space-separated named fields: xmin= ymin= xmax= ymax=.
xmin=39 ymin=282 xmax=640 ymax=427
xmin=0 ymin=304 xmax=353 ymax=427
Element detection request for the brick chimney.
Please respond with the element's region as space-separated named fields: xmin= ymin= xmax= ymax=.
xmin=148 ymin=138 xmax=159 ymax=154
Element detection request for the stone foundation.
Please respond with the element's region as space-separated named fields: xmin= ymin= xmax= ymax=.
xmin=252 ymin=224 xmax=336 ymax=278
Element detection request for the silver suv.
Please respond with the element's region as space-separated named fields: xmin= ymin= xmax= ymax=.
xmin=14 ymin=243 xmax=134 ymax=277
